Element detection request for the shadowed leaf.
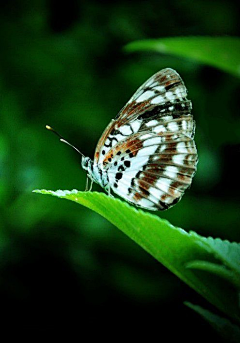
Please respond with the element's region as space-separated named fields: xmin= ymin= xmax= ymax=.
xmin=33 ymin=189 xmax=240 ymax=323
xmin=125 ymin=36 xmax=240 ymax=77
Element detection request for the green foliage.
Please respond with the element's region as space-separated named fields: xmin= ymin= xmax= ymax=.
xmin=1 ymin=0 xmax=240 ymax=335
xmin=34 ymin=189 xmax=240 ymax=324
xmin=186 ymin=303 xmax=240 ymax=343
xmin=125 ymin=36 xmax=240 ymax=77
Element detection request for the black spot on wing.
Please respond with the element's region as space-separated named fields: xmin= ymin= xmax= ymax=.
xmin=158 ymin=199 xmax=171 ymax=210
xmin=165 ymin=81 xmax=182 ymax=91
xmin=118 ymin=165 xmax=125 ymax=172
xmin=116 ymin=172 xmax=123 ymax=180
xmin=137 ymin=100 xmax=192 ymax=121
xmin=138 ymin=106 xmax=161 ymax=120
xmin=104 ymin=136 xmax=118 ymax=148
xmin=110 ymin=129 xmax=121 ymax=135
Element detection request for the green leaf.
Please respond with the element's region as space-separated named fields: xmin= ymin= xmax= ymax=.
xmin=125 ymin=36 xmax=240 ymax=77
xmin=185 ymin=302 xmax=240 ymax=343
xmin=186 ymin=261 xmax=240 ymax=288
xmin=190 ymin=233 xmax=240 ymax=275
xmin=33 ymin=189 xmax=240 ymax=322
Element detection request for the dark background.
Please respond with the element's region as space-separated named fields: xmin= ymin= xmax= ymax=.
xmin=0 ymin=0 xmax=239 ymax=337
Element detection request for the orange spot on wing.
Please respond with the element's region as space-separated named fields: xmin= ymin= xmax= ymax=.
xmin=101 ymin=136 xmax=144 ymax=169
xmin=133 ymin=192 xmax=143 ymax=201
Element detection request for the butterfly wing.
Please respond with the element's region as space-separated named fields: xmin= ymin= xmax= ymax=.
xmin=94 ymin=68 xmax=192 ymax=164
xmin=94 ymin=68 xmax=197 ymax=210
xmin=106 ymin=123 xmax=197 ymax=210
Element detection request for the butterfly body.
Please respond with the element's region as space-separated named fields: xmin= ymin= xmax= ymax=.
xmin=82 ymin=157 xmax=109 ymax=190
xmin=82 ymin=68 xmax=198 ymax=211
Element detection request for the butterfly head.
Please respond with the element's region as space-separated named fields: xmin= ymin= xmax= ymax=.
xmin=81 ymin=156 xmax=92 ymax=171
xmin=81 ymin=156 xmax=109 ymax=189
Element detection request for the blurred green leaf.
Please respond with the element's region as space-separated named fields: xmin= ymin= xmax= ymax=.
xmin=33 ymin=189 xmax=240 ymax=322
xmin=186 ymin=261 xmax=240 ymax=288
xmin=190 ymin=233 xmax=240 ymax=275
xmin=185 ymin=302 xmax=240 ymax=343
xmin=125 ymin=36 xmax=240 ymax=77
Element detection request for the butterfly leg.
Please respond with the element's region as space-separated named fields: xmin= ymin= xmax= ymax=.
xmin=107 ymin=186 xmax=114 ymax=198
xmin=85 ymin=176 xmax=89 ymax=191
xmin=89 ymin=179 xmax=94 ymax=192
xmin=85 ymin=175 xmax=94 ymax=192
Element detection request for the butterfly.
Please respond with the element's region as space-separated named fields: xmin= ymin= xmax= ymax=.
xmin=47 ymin=68 xmax=198 ymax=211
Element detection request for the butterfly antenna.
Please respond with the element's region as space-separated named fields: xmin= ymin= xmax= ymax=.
xmin=46 ymin=125 xmax=85 ymax=157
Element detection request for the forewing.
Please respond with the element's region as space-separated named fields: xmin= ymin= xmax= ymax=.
xmin=115 ymin=67 xmax=189 ymax=125
xmin=94 ymin=68 xmax=192 ymax=165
